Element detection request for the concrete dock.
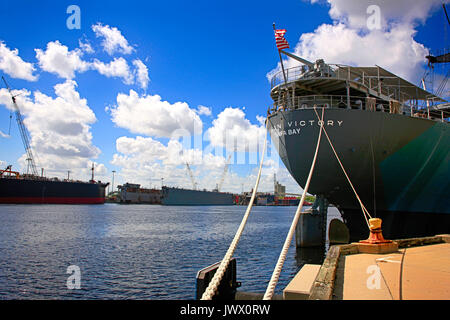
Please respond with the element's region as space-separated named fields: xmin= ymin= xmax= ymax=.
xmin=284 ymin=234 xmax=450 ymax=300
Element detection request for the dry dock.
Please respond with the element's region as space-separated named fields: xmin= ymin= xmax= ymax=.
xmin=284 ymin=234 xmax=450 ymax=300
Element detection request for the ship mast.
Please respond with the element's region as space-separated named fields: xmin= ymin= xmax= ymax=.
xmin=2 ymin=76 xmax=38 ymax=176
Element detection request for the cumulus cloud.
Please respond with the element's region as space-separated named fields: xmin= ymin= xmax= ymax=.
xmin=324 ymin=0 xmax=445 ymax=29
xmin=294 ymin=23 xmax=427 ymax=81
xmin=196 ymin=105 xmax=212 ymax=116
xmin=0 ymin=80 xmax=102 ymax=179
xmin=111 ymin=135 xmax=228 ymax=190
xmin=35 ymin=39 xmax=150 ymax=89
xmin=132 ymin=59 xmax=149 ymax=90
xmin=35 ymin=41 xmax=90 ymax=79
xmin=110 ymin=90 xmax=203 ymax=138
xmin=0 ymin=41 xmax=38 ymax=81
xmin=92 ymin=23 xmax=134 ymax=55
xmin=92 ymin=57 xmax=134 ymax=84
xmin=205 ymin=107 xmax=266 ymax=152
xmin=268 ymin=0 xmax=444 ymax=84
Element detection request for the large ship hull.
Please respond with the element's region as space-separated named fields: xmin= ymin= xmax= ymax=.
xmin=268 ymin=108 xmax=450 ymax=240
xmin=161 ymin=187 xmax=234 ymax=205
xmin=117 ymin=183 xmax=161 ymax=204
xmin=0 ymin=178 xmax=107 ymax=204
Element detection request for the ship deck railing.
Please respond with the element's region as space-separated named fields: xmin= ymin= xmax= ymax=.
xmin=270 ymin=64 xmax=447 ymax=110
xmin=271 ymin=64 xmax=399 ymax=98
xmin=267 ymin=94 xmax=449 ymax=123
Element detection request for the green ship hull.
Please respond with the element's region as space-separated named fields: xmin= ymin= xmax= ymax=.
xmin=268 ymin=108 xmax=450 ymax=240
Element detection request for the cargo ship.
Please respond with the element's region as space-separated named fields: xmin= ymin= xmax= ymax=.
xmin=0 ymin=167 xmax=108 ymax=204
xmin=0 ymin=77 xmax=108 ymax=204
xmin=117 ymin=183 xmax=161 ymax=204
xmin=161 ymin=186 xmax=234 ymax=205
xmin=267 ymin=51 xmax=449 ymax=241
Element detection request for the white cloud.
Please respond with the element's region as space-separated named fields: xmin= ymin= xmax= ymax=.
xmin=35 ymin=40 xmax=148 ymax=88
xmin=132 ymin=59 xmax=149 ymax=90
xmin=0 ymin=129 xmax=10 ymax=138
xmin=0 ymin=80 xmax=102 ymax=179
xmin=78 ymin=39 xmax=94 ymax=54
xmin=115 ymin=136 xmax=166 ymax=160
xmin=196 ymin=105 xmax=212 ymax=116
xmin=111 ymin=135 xmax=228 ymax=191
xmin=0 ymin=41 xmax=38 ymax=81
xmin=92 ymin=23 xmax=134 ymax=55
xmin=294 ymin=23 xmax=427 ymax=81
xmin=268 ymin=0 xmax=443 ymax=84
xmin=205 ymin=107 xmax=266 ymax=152
xmin=110 ymin=90 xmax=203 ymax=138
xmin=92 ymin=57 xmax=134 ymax=84
xmin=35 ymin=41 xmax=90 ymax=79
xmin=324 ymin=0 xmax=445 ymax=29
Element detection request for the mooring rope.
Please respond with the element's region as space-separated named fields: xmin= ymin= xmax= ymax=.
xmin=263 ymin=107 xmax=325 ymax=300
xmin=201 ymin=121 xmax=269 ymax=300
xmin=312 ymin=108 xmax=372 ymax=227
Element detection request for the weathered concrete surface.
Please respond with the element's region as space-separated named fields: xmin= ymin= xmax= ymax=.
xmin=308 ymin=235 xmax=450 ymax=300
xmin=334 ymin=243 xmax=450 ymax=300
xmin=283 ymin=264 xmax=321 ymax=300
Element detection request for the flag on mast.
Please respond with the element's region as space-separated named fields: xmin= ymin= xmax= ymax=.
xmin=274 ymin=29 xmax=289 ymax=50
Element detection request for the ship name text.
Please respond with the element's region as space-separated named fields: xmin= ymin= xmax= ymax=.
xmin=271 ymin=119 xmax=343 ymax=137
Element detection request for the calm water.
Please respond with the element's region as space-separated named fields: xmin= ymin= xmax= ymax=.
xmin=0 ymin=204 xmax=340 ymax=299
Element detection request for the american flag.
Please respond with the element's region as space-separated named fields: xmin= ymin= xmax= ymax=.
xmin=274 ymin=29 xmax=289 ymax=50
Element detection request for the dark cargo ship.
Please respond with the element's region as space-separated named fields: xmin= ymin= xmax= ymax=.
xmin=267 ymin=52 xmax=450 ymax=241
xmin=0 ymin=77 xmax=108 ymax=205
xmin=0 ymin=168 xmax=108 ymax=204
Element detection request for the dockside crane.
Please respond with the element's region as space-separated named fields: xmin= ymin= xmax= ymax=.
xmin=217 ymin=154 xmax=232 ymax=192
xmin=185 ymin=162 xmax=197 ymax=190
xmin=2 ymin=76 xmax=38 ymax=176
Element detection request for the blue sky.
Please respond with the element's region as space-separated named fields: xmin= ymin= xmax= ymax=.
xmin=0 ymin=0 xmax=448 ymax=193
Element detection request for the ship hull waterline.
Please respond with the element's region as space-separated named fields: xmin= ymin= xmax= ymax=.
xmin=161 ymin=187 xmax=234 ymax=206
xmin=268 ymin=108 xmax=450 ymax=241
xmin=0 ymin=178 xmax=107 ymax=204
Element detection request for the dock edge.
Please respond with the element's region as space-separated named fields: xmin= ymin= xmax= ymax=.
xmin=308 ymin=234 xmax=450 ymax=300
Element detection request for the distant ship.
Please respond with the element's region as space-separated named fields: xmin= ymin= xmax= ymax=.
xmin=0 ymin=76 xmax=108 ymax=205
xmin=117 ymin=183 xmax=161 ymax=204
xmin=267 ymin=52 xmax=449 ymax=240
xmin=0 ymin=167 xmax=108 ymax=204
xmin=161 ymin=186 xmax=234 ymax=205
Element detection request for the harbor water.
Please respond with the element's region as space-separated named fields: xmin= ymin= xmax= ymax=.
xmin=0 ymin=204 xmax=340 ymax=299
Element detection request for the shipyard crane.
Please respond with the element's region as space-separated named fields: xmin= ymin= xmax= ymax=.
xmin=422 ymin=3 xmax=450 ymax=101
xmin=185 ymin=162 xmax=197 ymax=190
xmin=2 ymin=76 xmax=38 ymax=176
xmin=217 ymin=154 xmax=232 ymax=192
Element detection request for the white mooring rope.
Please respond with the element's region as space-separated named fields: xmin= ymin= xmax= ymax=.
xmin=312 ymin=108 xmax=372 ymax=227
xmin=201 ymin=122 xmax=269 ymax=300
xmin=263 ymin=107 xmax=325 ymax=300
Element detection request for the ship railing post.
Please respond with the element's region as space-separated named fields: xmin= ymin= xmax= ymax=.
xmin=292 ymin=85 xmax=295 ymax=108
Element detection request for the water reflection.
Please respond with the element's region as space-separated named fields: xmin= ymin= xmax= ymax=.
xmin=0 ymin=204 xmax=342 ymax=299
